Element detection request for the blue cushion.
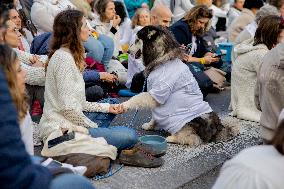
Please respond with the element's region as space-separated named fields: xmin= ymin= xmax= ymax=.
xmin=118 ymin=89 xmax=138 ymax=97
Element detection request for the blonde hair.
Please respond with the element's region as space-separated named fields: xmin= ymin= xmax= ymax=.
xmin=0 ymin=45 xmax=28 ymax=122
xmin=131 ymin=8 xmax=150 ymax=29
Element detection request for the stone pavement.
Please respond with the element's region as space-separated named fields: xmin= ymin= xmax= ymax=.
xmin=92 ymin=89 xmax=261 ymax=189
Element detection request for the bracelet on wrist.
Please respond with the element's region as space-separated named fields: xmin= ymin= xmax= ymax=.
xmin=200 ymin=57 xmax=206 ymax=64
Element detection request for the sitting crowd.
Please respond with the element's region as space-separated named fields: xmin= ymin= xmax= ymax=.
xmin=1 ymin=0 xmax=284 ymax=188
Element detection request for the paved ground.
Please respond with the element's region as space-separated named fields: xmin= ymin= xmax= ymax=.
xmin=33 ymin=89 xmax=261 ymax=189
xmin=91 ymin=89 xmax=261 ymax=189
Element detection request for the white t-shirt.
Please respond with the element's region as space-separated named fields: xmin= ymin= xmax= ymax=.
xmin=20 ymin=113 xmax=34 ymax=155
xmin=147 ymin=58 xmax=212 ymax=134
xmin=213 ymin=145 xmax=284 ymax=189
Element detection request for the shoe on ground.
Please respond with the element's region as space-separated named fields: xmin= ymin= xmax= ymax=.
xmin=134 ymin=142 xmax=166 ymax=157
xmin=119 ymin=147 xmax=164 ymax=168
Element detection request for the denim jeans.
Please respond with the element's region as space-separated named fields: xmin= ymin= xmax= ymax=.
xmin=84 ymin=35 xmax=114 ymax=67
xmin=84 ymin=98 xmax=138 ymax=151
xmin=49 ymin=174 xmax=95 ymax=189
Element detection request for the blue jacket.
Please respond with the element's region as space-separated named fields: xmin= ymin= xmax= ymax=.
xmin=30 ymin=32 xmax=52 ymax=55
xmin=170 ymin=19 xmax=209 ymax=58
xmin=0 ymin=66 xmax=52 ymax=189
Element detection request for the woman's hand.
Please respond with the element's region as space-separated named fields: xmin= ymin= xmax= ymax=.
xmin=29 ymin=55 xmax=40 ymax=64
xmin=183 ymin=54 xmax=193 ymax=62
xmin=32 ymin=61 xmax=45 ymax=67
xmin=109 ymin=104 xmax=125 ymax=114
xmin=204 ymin=55 xmax=219 ymax=64
xmin=99 ymin=72 xmax=118 ymax=83
xmin=112 ymin=15 xmax=121 ymax=28
xmin=30 ymin=55 xmax=44 ymax=67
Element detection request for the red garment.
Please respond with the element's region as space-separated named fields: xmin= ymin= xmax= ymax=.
xmin=18 ymin=39 xmax=25 ymax=51
xmin=85 ymin=57 xmax=106 ymax=72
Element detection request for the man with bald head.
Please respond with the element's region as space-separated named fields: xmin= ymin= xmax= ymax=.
xmin=151 ymin=4 xmax=172 ymax=27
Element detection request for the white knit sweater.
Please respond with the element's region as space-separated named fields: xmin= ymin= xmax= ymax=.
xmin=231 ymin=39 xmax=268 ymax=122
xmin=40 ymin=48 xmax=110 ymax=140
xmin=39 ymin=48 xmax=117 ymax=159
xmin=14 ymin=49 xmax=47 ymax=86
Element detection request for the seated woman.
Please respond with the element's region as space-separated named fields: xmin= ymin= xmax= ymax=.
xmin=0 ymin=45 xmax=95 ymax=189
xmin=8 ymin=8 xmax=32 ymax=52
xmin=0 ymin=45 xmax=33 ymax=155
xmin=170 ymin=5 xmax=224 ymax=96
xmin=92 ymin=0 xmax=128 ymax=84
xmin=40 ymin=10 xmax=137 ymax=160
xmin=230 ymin=15 xmax=284 ymax=122
xmin=126 ymin=8 xmax=150 ymax=90
xmin=93 ymin=0 xmax=122 ymax=56
xmin=1 ymin=20 xmax=109 ymax=121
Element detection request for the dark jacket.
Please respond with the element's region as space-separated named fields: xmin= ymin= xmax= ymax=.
xmin=170 ymin=19 xmax=209 ymax=58
xmin=170 ymin=19 xmax=213 ymax=97
xmin=0 ymin=67 xmax=52 ymax=189
xmin=30 ymin=32 xmax=52 ymax=55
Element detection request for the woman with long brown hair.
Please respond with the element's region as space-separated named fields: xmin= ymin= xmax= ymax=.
xmin=0 ymin=44 xmax=34 ymax=155
xmin=40 ymin=9 xmax=137 ymax=159
xmin=93 ymin=0 xmax=121 ymax=56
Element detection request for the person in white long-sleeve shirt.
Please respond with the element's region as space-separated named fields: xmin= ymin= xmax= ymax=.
xmin=212 ymin=109 xmax=284 ymax=189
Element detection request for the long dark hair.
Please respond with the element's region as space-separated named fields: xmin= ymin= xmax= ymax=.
xmin=46 ymin=9 xmax=85 ymax=72
xmin=253 ymin=15 xmax=284 ymax=50
xmin=114 ymin=1 xmax=127 ymax=25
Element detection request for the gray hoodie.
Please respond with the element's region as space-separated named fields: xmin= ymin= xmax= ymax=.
xmin=255 ymin=42 xmax=284 ymax=141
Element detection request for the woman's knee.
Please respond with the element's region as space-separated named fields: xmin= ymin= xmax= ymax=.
xmin=84 ymin=36 xmax=104 ymax=62
xmin=98 ymin=34 xmax=114 ymax=49
xmin=118 ymin=127 xmax=138 ymax=147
